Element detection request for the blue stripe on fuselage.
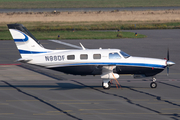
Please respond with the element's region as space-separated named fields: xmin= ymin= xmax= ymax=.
xmin=68 ymin=63 xmax=166 ymax=69
xmin=19 ymin=49 xmax=49 ymax=54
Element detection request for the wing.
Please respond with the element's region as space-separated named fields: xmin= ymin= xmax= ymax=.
xmin=49 ymin=40 xmax=87 ymax=49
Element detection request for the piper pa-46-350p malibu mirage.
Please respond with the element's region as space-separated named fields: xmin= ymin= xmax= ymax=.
xmin=8 ymin=24 xmax=175 ymax=89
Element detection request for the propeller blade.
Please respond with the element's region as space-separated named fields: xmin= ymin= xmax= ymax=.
xmin=167 ymin=48 xmax=169 ymax=61
xmin=167 ymin=66 xmax=169 ymax=76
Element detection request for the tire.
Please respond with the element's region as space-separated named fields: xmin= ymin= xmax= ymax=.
xmin=150 ymin=82 xmax=157 ymax=88
xmin=102 ymin=81 xmax=111 ymax=89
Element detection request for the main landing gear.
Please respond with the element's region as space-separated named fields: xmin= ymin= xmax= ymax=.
xmin=150 ymin=77 xmax=157 ymax=88
xmin=101 ymin=66 xmax=119 ymax=90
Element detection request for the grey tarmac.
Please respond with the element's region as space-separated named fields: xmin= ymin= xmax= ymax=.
xmin=0 ymin=29 xmax=180 ymax=120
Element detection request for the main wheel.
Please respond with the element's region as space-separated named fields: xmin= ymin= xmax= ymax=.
xmin=102 ymin=81 xmax=111 ymax=89
xmin=150 ymin=82 xmax=157 ymax=88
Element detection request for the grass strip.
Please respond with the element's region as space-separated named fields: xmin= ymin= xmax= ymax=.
xmin=31 ymin=22 xmax=180 ymax=31
xmin=1 ymin=21 xmax=180 ymax=31
xmin=1 ymin=21 xmax=180 ymax=40
xmin=0 ymin=30 xmax=146 ymax=40
xmin=0 ymin=0 xmax=180 ymax=9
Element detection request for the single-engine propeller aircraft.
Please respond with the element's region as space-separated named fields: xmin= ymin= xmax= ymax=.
xmin=7 ymin=24 xmax=175 ymax=89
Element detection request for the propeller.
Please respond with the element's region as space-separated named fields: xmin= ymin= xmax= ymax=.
xmin=167 ymin=48 xmax=169 ymax=76
xmin=165 ymin=48 xmax=175 ymax=76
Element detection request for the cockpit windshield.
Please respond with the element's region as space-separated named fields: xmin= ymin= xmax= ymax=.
xmin=120 ymin=51 xmax=131 ymax=58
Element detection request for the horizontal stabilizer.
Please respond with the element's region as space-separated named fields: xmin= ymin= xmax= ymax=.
xmin=49 ymin=40 xmax=88 ymax=49
xmin=80 ymin=43 xmax=86 ymax=50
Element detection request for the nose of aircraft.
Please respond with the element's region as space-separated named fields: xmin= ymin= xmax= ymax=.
xmin=167 ymin=61 xmax=175 ymax=66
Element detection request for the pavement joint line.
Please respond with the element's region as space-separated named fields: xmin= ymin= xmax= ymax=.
xmin=51 ymin=99 xmax=119 ymax=101
xmin=79 ymin=109 xmax=116 ymax=111
xmin=6 ymin=100 xmax=44 ymax=102
xmin=0 ymin=75 xmax=51 ymax=76
xmin=162 ymin=108 xmax=180 ymax=110
xmin=0 ymin=113 xmax=14 ymax=115
xmin=81 ymin=112 xmax=180 ymax=115
xmin=153 ymin=99 xmax=180 ymax=101
xmin=25 ymin=87 xmax=54 ymax=89
xmin=47 ymin=110 xmax=72 ymax=113
xmin=0 ymin=88 xmax=55 ymax=90
xmin=0 ymin=89 xmax=18 ymax=90
xmin=160 ymin=113 xmax=180 ymax=115
xmin=81 ymin=113 xmax=159 ymax=115
xmin=57 ymin=102 xmax=99 ymax=104
xmin=33 ymin=113 xmax=66 ymax=115
xmin=51 ymin=99 xmax=150 ymax=101
xmin=147 ymin=102 xmax=168 ymax=104
xmin=33 ymin=110 xmax=74 ymax=116
xmin=0 ymin=103 xmax=9 ymax=105
xmin=131 ymin=99 xmax=149 ymax=101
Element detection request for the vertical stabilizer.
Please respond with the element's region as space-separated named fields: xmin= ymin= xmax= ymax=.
xmin=7 ymin=24 xmax=49 ymax=58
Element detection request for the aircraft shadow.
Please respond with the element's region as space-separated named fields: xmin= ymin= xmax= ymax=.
xmin=19 ymin=63 xmax=67 ymax=81
xmin=0 ymin=82 xmax=139 ymax=90
xmin=1 ymin=80 xmax=82 ymax=120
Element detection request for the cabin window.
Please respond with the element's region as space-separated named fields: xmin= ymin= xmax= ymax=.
xmin=93 ymin=54 xmax=101 ymax=59
xmin=80 ymin=54 xmax=88 ymax=60
xmin=67 ymin=55 xmax=75 ymax=60
xmin=109 ymin=53 xmax=121 ymax=59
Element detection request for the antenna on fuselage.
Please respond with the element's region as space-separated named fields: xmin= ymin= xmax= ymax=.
xmin=80 ymin=43 xmax=86 ymax=50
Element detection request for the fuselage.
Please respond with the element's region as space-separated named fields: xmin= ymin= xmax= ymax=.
xmin=27 ymin=49 xmax=167 ymax=77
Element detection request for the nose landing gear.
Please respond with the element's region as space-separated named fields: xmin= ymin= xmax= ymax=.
xmin=150 ymin=77 xmax=157 ymax=88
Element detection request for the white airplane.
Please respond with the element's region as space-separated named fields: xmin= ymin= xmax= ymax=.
xmin=7 ymin=23 xmax=175 ymax=89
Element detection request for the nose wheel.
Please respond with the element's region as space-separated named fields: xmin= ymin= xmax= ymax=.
xmin=150 ymin=82 xmax=157 ymax=88
xmin=150 ymin=77 xmax=157 ymax=88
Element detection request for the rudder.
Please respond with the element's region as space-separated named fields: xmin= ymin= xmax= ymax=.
xmin=7 ymin=24 xmax=49 ymax=58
